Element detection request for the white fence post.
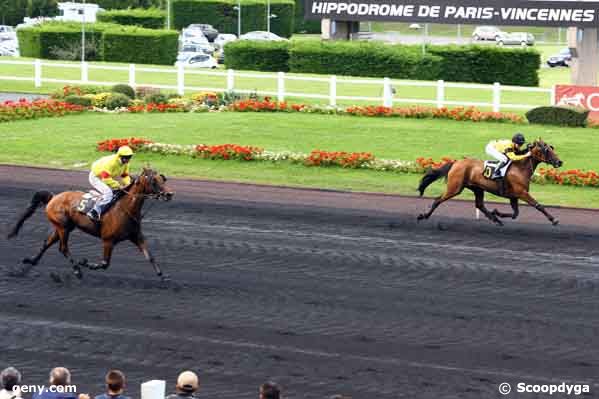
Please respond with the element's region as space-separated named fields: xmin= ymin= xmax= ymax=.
xmin=81 ymin=61 xmax=88 ymax=83
xmin=436 ymin=80 xmax=445 ymax=109
xmin=550 ymin=84 xmax=556 ymax=105
xmin=227 ymin=69 xmax=234 ymax=91
xmin=383 ymin=77 xmax=392 ymax=107
xmin=34 ymin=59 xmax=42 ymax=88
xmin=277 ymin=71 xmax=285 ymax=102
xmin=129 ymin=64 xmax=136 ymax=88
xmin=492 ymin=82 xmax=501 ymax=112
xmin=177 ymin=64 xmax=185 ymax=95
xmin=329 ymin=75 xmax=336 ymax=107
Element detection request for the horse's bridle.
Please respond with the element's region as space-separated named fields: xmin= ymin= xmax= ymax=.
xmin=119 ymin=175 xmax=169 ymax=224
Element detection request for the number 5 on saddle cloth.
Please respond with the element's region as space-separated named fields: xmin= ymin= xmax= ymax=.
xmin=482 ymin=160 xmax=511 ymax=180
xmin=76 ymin=189 xmax=125 ymax=215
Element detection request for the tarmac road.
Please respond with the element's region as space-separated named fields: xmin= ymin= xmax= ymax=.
xmin=1 ymin=166 xmax=598 ymax=398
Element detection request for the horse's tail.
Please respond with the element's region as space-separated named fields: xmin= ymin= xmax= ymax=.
xmin=418 ymin=162 xmax=454 ymax=197
xmin=7 ymin=191 xmax=54 ymax=239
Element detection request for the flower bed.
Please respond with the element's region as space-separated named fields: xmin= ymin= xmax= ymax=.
xmin=0 ymin=99 xmax=86 ymax=123
xmin=97 ymin=138 xmax=595 ymax=188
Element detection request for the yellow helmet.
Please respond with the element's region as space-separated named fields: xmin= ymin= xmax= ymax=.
xmin=117 ymin=146 xmax=134 ymax=157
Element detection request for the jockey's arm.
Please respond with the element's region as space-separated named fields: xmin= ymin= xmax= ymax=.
xmin=99 ymin=171 xmax=121 ymax=190
xmin=505 ymin=149 xmax=531 ymax=161
xmin=120 ymin=163 xmax=131 ymax=187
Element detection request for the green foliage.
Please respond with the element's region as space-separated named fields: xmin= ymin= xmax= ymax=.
xmin=105 ymin=93 xmax=132 ymax=109
xmin=289 ymin=40 xmax=442 ymax=80
xmin=97 ymin=8 xmax=166 ymax=29
xmin=0 ymin=0 xmax=57 ymax=26
xmin=27 ymin=0 xmax=58 ymax=17
xmin=427 ymin=45 xmax=540 ymax=86
xmin=145 ymin=92 xmax=168 ymax=104
xmin=224 ymin=40 xmax=290 ymax=71
xmin=171 ymin=0 xmax=295 ymax=38
xmin=293 ymin=0 xmax=319 ymax=33
xmin=64 ymin=95 xmax=92 ymax=107
xmin=94 ymin=0 xmax=162 ymax=9
xmin=102 ymin=26 xmax=178 ymax=65
xmin=526 ymin=106 xmax=589 ymax=127
xmin=111 ymin=84 xmax=136 ymax=99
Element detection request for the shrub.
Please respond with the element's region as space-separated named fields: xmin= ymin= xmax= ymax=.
xmin=526 ymin=106 xmax=589 ymax=127
xmin=135 ymin=86 xmax=162 ymax=99
xmin=171 ymin=0 xmax=295 ymax=38
xmin=94 ymin=0 xmax=162 ymax=9
xmin=111 ymin=84 xmax=136 ymax=99
xmin=91 ymin=92 xmax=113 ymax=108
xmin=289 ymin=40 xmax=442 ymax=80
xmin=105 ymin=93 xmax=132 ymax=109
xmin=64 ymin=95 xmax=93 ymax=107
xmin=102 ymin=26 xmax=179 ymax=65
xmin=97 ymin=8 xmax=166 ymax=29
xmin=224 ymin=40 xmax=290 ymax=71
xmin=293 ymin=0 xmax=319 ymax=33
xmin=145 ymin=93 xmax=169 ymax=104
xmin=427 ymin=45 xmax=540 ymax=86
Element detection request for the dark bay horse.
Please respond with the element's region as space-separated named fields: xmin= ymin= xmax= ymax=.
xmin=7 ymin=168 xmax=174 ymax=280
xmin=417 ymin=140 xmax=563 ymax=226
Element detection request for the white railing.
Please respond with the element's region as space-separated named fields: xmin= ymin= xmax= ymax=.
xmin=0 ymin=59 xmax=554 ymax=112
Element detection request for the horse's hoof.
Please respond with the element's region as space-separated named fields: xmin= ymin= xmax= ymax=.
xmin=50 ymin=271 xmax=62 ymax=283
xmin=22 ymin=257 xmax=36 ymax=266
xmin=73 ymin=266 xmax=83 ymax=279
xmin=78 ymin=258 xmax=88 ymax=267
xmin=494 ymin=219 xmax=504 ymax=227
xmin=552 ymin=219 xmax=559 ymax=226
xmin=417 ymin=214 xmax=426 ymax=222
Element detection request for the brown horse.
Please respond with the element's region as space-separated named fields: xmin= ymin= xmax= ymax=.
xmin=7 ymin=168 xmax=174 ymax=281
xmin=417 ymin=140 xmax=563 ymax=226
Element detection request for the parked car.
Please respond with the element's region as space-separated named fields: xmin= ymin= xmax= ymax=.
xmin=175 ymin=53 xmax=218 ymax=69
xmin=0 ymin=25 xmax=16 ymax=41
xmin=180 ymin=43 xmax=214 ymax=55
xmin=214 ymin=33 xmax=237 ymax=50
xmin=180 ymin=28 xmax=209 ymax=44
xmin=547 ymin=48 xmax=572 ymax=67
xmin=239 ymin=31 xmax=288 ymax=41
xmin=496 ymin=32 xmax=534 ymax=46
xmin=186 ymin=24 xmax=219 ymax=42
xmin=0 ymin=43 xmax=18 ymax=57
xmin=472 ymin=26 xmax=505 ymax=41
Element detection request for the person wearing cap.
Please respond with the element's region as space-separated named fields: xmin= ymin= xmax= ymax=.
xmin=259 ymin=382 xmax=280 ymax=399
xmin=0 ymin=367 xmax=22 ymax=399
xmin=485 ymin=132 xmax=531 ymax=195
xmin=88 ymin=145 xmax=134 ymax=221
xmin=166 ymin=371 xmax=199 ymax=399
xmin=94 ymin=370 xmax=130 ymax=399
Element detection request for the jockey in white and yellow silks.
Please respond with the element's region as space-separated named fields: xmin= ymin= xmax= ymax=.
xmin=485 ymin=133 xmax=531 ymax=179
xmin=87 ymin=146 xmax=133 ymax=220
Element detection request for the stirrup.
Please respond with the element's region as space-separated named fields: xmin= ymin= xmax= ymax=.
xmin=87 ymin=209 xmax=100 ymax=221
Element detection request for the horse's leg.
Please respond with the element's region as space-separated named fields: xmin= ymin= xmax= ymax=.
xmin=492 ymin=198 xmax=520 ymax=220
xmin=23 ymin=229 xmax=59 ymax=266
xmin=473 ymin=188 xmax=503 ymax=226
xmin=519 ymin=191 xmax=559 ymax=226
xmin=83 ymin=240 xmax=114 ymax=271
xmin=54 ymin=225 xmax=84 ymax=278
xmin=417 ymin=181 xmax=463 ymax=221
xmin=130 ymin=233 xmax=169 ymax=281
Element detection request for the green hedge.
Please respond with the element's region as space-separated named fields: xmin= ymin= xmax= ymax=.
xmin=427 ymin=45 xmax=540 ymax=87
xmin=97 ymin=8 xmax=166 ymax=29
xmin=18 ymin=22 xmax=178 ymax=65
xmin=102 ymin=26 xmax=178 ymax=65
xmin=293 ymin=0 xmax=319 ymax=33
xmin=526 ymin=106 xmax=589 ymax=127
xmin=17 ymin=22 xmax=112 ymax=61
xmin=94 ymin=0 xmax=162 ymax=9
xmin=289 ymin=40 xmax=442 ymax=80
xmin=0 ymin=0 xmax=59 ymax=26
xmin=171 ymin=0 xmax=295 ymax=38
xmin=224 ymin=40 xmax=290 ymax=71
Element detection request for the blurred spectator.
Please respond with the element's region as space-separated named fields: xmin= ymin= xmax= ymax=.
xmin=166 ymin=371 xmax=199 ymax=399
xmin=0 ymin=367 xmax=22 ymax=399
xmin=95 ymin=371 xmax=129 ymax=399
xmin=259 ymin=382 xmax=280 ymax=399
xmin=33 ymin=367 xmax=84 ymax=399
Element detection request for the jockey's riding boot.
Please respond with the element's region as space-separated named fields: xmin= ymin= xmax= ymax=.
xmin=87 ymin=209 xmax=100 ymax=221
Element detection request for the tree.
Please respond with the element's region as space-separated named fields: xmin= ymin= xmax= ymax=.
xmin=27 ymin=0 xmax=59 ymax=18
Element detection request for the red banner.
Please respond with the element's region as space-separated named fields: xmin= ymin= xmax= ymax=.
xmin=554 ymin=85 xmax=599 ymax=120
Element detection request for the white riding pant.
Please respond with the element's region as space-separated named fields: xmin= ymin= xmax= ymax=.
xmin=485 ymin=143 xmax=510 ymax=176
xmin=88 ymin=172 xmax=113 ymax=213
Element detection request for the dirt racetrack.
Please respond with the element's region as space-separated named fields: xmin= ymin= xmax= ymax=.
xmin=1 ymin=166 xmax=598 ymax=399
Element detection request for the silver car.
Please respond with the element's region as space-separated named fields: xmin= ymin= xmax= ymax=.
xmin=239 ymin=31 xmax=288 ymax=41
xmin=496 ymin=32 xmax=535 ymax=47
xmin=472 ymin=26 xmax=505 ymax=41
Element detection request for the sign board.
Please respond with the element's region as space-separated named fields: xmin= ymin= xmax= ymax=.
xmin=554 ymin=84 xmax=599 ymax=120
xmin=304 ymin=0 xmax=599 ymax=27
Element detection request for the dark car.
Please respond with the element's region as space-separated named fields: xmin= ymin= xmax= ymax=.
xmin=547 ymin=48 xmax=572 ymax=68
xmin=186 ymin=24 xmax=219 ymax=42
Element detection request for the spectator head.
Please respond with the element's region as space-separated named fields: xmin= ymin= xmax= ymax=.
xmin=259 ymin=382 xmax=280 ymax=399
xmin=175 ymin=371 xmax=199 ymax=394
xmin=49 ymin=367 xmax=71 ymax=387
xmin=1 ymin=367 xmax=22 ymax=391
xmin=105 ymin=370 xmax=126 ymax=395
xmin=329 ymin=396 xmax=352 ymax=399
